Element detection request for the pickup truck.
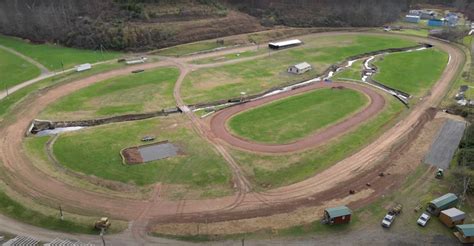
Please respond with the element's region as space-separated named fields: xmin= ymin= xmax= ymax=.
xmin=381 ymin=214 xmax=395 ymax=228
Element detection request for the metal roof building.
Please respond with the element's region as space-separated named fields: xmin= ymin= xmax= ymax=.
xmin=427 ymin=193 xmax=459 ymax=215
xmin=288 ymin=62 xmax=312 ymax=74
xmin=268 ymin=39 xmax=302 ymax=50
xmin=324 ymin=206 xmax=352 ymax=225
xmin=440 ymin=208 xmax=466 ymax=228
xmin=455 ymin=224 xmax=474 ymax=243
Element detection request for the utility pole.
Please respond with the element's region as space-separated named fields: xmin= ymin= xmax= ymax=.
xmin=100 ymin=228 xmax=106 ymax=246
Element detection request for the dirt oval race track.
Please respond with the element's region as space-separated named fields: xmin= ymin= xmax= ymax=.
xmin=210 ymin=82 xmax=385 ymax=153
xmin=0 ymin=32 xmax=465 ymax=240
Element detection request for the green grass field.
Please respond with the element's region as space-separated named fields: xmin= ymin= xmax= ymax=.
xmin=192 ymin=50 xmax=264 ymax=64
xmin=231 ymin=96 xmax=405 ymax=189
xmin=40 ymin=67 xmax=180 ymax=120
xmin=0 ymin=63 xmax=126 ymax=123
xmin=182 ymin=34 xmax=417 ymax=104
xmin=333 ymin=60 xmax=364 ymax=81
xmin=0 ymin=35 xmax=121 ymax=70
xmin=49 ymin=116 xmax=231 ymax=189
xmin=373 ymin=49 xmax=448 ymax=95
xmin=0 ymin=48 xmax=41 ymax=88
xmin=228 ymin=88 xmax=367 ymax=144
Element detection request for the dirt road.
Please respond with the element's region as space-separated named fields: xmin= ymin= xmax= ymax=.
xmin=0 ymin=32 xmax=465 ymax=241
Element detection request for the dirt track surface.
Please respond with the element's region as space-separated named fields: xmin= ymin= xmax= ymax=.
xmin=0 ymin=32 xmax=465 ymax=241
xmin=210 ymin=82 xmax=385 ymax=153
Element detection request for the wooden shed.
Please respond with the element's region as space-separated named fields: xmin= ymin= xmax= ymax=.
xmin=440 ymin=208 xmax=466 ymax=228
xmin=427 ymin=193 xmax=458 ymax=216
xmin=323 ymin=206 xmax=352 ymax=225
xmin=454 ymin=224 xmax=474 ymax=244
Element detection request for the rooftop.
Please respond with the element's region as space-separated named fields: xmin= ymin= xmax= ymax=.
xmin=293 ymin=62 xmax=312 ymax=70
xmin=269 ymin=39 xmax=302 ymax=47
xmin=441 ymin=208 xmax=465 ymax=218
xmin=430 ymin=193 xmax=458 ymax=208
xmin=325 ymin=206 xmax=352 ymax=218
xmin=457 ymin=224 xmax=474 ymax=237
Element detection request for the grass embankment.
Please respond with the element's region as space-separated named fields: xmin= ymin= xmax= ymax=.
xmin=51 ymin=116 xmax=232 ymax=192
xmin=228 ymin=88 xmax=367 ymax=144
xmin=0 ymin=63 xmax=125 ymax=122
xmin=0 ymin=48 xmax=41 ymax=88
xmin=0 ymin=35 xmax=121 ymax=70
xmin=41 ymin=67 xmax=180 ymax=120
xmin=373 ymin=49 xmax=448 ymax=96
xmin=192 ymin=50 xmax=264 ymax=64
xmin=231 ymin=97 xmax=405 ymax=189
xmin=182 ymin=34 xmax=417 ymax=104
xmin=156 ymin=41 xmax=227 ymax=57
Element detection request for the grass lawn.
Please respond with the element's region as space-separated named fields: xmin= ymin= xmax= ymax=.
xmin=50 ymin=116 xmax=231 ymax=188
xmin=373 ymin=49 xmax=448 ymax=96
xmin=0 ymin=63 xmax=126 ymax=122
xmin=0 ymin=35 xmax=121 ymax=71
xmin=333 ymin=60 xmax=364 ymax=81
xmin=181 ymin=34 xmax=417 ymax=104
xmin=231 ymin=96 xmax=405 ymax=189
xmin=40 ymin=67 xmax=180 ymax=120
xmin=0 ymin=48 xmax=41 ymax=88
xmin=392 ymin=29 xmax=430 ymax=37
xmin=228 ymin=88 xmax=367 ymax=144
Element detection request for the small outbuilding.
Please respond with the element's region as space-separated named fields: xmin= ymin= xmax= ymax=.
xmin=454 ymin=224 xmax=474 ymax=244
xmin=427 ymin=193 xmax=459 ymax=216
xmin=439 ymin=208 xmax=466 ymax=228
xmin=323 ymin=206 xmax=352 ymax=225
xmin=268 ymin=39 xmax=302 ymax=50
xmin=288 ymin=62 xmax=312 ymax=75
xmin=428 ymin=19 xmax=444 ymax=27
xmin=405 ymin=15 xmax=421 ymax=23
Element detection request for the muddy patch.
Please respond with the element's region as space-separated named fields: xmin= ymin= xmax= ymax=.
xmin=121 ymin=141 xmax=182 ymax=165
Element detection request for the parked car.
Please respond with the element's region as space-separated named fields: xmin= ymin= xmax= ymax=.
xmin=381 ymin=214 xmax=395 ymax=228
xmin=141 ymin=136 xmax=155 ymax=142
xmin=417 ymin=212 xmax=431 ymax=227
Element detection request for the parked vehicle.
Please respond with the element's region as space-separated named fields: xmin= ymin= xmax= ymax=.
xmin=417 ymin=212 xmax=431 ymax=227
xmin=436 ymin=168 xmax=444 ymax=179
xmin=382 ymin=214 xmax=395 ymax=228
xmin=141 ymin=136 xmax=155 ymax=142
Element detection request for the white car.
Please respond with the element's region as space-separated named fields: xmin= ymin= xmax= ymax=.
xmin=381 ymin=214 xmax=395 ymax=228
xmin=417 ymin=213 xmax=431 ymax=227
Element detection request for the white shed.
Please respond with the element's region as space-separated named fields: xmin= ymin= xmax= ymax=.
xmin=288 ymin=62 xmax=312 ymax=74
xmin=75 ymin=63 xmax=92 ymax=72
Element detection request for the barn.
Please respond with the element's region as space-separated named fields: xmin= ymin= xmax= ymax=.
xmin=323 ymin=206 xmax=352 ymax=225
xmin=268 ymin=39 xmax=302 ymax=50
xmin=288 ymin=62 xmax=312 ymax=75
xmin=427 ymin=193 xmax=459 ymax=216
xmin=454 ymin=224 xmax=474 ymax=244
xmin=405 ymin=15 xmax=421 ymax=23
xmin=439 ymin=208 xmax=466 ymax=228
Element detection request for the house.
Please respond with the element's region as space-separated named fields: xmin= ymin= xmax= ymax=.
xmin=268 ymin=39 xmax=302 ymax=50
xmin=439 ymin=208 xmax=466 ymax=228
xmin=288 ymin=62 xmax=312 ymax=75
xmin=405 ymin=15 xmax=421 ymax=23
xmin=323 ymin=206 xmax=352 ymax=225
xmin=446 ymin=14 xmax=459 ymax=27
xmin=427 ymin=193 xmax=459 ymax=216
xmin=428 ymin=19 xmax=444 ymax=27
xmin=454 ymin=224 xmax=474 ymax=244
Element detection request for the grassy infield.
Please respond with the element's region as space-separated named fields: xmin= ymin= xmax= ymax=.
xmin=1 ymin=32 xmax=452 ymax=236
